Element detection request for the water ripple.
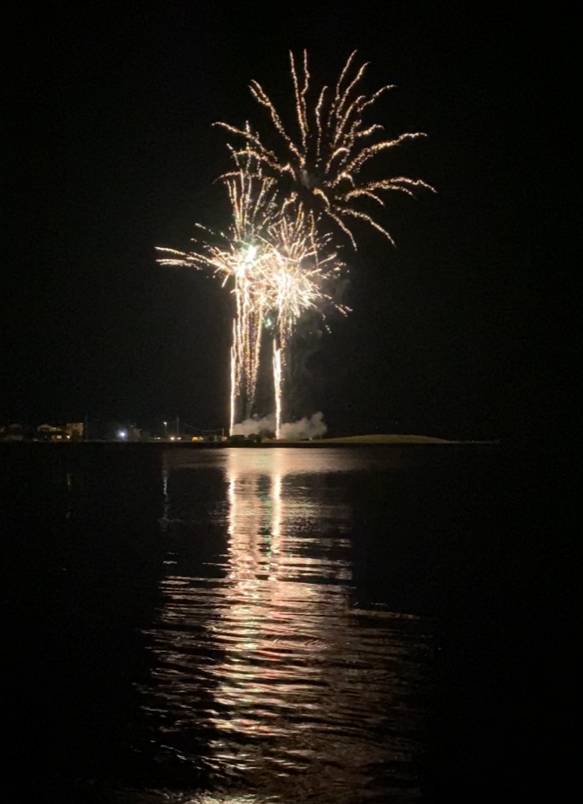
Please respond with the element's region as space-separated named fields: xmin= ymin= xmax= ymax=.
xmin=137 ymin=449 xmax=432 ymax=802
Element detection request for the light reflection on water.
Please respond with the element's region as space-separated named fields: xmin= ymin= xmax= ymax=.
xmin=140 ymin=449 xmax=431 ymax=802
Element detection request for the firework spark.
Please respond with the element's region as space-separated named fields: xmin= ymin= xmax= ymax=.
xmin=216 ymin=50 xmax=435 ymax=249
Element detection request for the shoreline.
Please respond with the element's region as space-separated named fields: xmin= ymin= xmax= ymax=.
xmin=0 ymin=438 xmax=500 ymax=449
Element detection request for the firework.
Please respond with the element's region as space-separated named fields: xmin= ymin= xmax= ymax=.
xmin=216 ymin=50 xmax=434 ymax=249
xmin=159 ymin=154 xmax=269 ymax=425
xmin=157 ymin=153 xmax=347 ymax=435
xmin=158 ymin=53 xmax=431 ymax=437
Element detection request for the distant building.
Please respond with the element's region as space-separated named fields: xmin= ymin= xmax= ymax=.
xmin=1 ymin=423 xmax=25 ymax=441
xmin=65 ymin=422 xmax=85 ymax=440
xmin=37 ymin=424 xmax=66 ymax=441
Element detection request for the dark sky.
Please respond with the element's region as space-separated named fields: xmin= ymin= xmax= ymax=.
xmin=4 ymin=3 xmax=555 ymax=439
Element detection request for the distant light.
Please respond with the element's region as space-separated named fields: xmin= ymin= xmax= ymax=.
xmin=170 ymin=436 xmax=175 ymax=441
xmin=163 ymin=421 xmax=168 ymax=427
xmin=117 ymin=430 xmax=128 ymax=440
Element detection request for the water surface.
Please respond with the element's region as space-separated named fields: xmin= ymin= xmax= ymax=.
xmin=4 ymin=445 xmax=501 ymax=802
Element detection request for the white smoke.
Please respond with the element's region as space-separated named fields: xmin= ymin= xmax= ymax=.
xmin=280 ymin=411 xmax=327 ymax=440
xmin=232 ymin=411 xmax=327 ymax=440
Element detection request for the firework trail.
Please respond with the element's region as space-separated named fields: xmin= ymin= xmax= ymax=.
xmin=216 ymin=50 xmax=434 ymax=249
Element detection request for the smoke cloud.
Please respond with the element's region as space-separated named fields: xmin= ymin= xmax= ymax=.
xmin=280 ymin=411 xmax=327 ymax=440
xmin=232 ymin=411 xmax=327 ymax=440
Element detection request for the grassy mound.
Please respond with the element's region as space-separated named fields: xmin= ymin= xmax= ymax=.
xmin=322 ymin=433 xmax=453 ymax=445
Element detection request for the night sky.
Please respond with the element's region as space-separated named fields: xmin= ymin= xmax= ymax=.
xmin=5 ymin=3 xmax=554 ymax=439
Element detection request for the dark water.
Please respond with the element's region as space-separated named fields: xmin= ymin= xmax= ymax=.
xmin=4 ymin=444 xmax=536 ymax=802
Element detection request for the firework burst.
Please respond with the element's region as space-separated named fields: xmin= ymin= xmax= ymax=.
xmin=215 ymin=50 xmax=435 ymax=249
